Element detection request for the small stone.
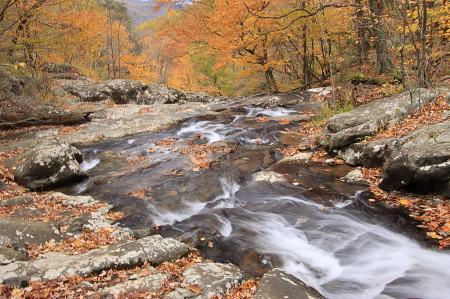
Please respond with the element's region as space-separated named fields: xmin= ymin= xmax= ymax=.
xmin=341 ymin=169 xmax=364 ymax=182
xmin=0 ymin=196 xmax=34 ymax=207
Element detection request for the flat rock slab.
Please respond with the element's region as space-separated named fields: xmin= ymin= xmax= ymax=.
xmin=92 ymin=272 xmax=169 ymax=297
xmin=0 ymin=235 xmax=189 ymax=287
xmin=0 ymin=245 xmax=28 ymax=265
xmin=253 ymin=268 xmax=325 ymax=299
xmin=0 ymin=218 xmax=62 ymax=247
xmin=182 ymin=262 xmax=245 ymax=298
xmin=0 ymin=196 xmax=34 ymax=207
xmin=323 ymin=89 xmax=448 ymax=149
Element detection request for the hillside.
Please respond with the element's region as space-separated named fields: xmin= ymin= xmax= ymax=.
xmin=121 ymin=0 xmax=168 ymax=25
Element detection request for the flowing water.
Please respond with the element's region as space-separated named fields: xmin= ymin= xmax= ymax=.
xmin=60 ymin=103 xmax=450 ymax=299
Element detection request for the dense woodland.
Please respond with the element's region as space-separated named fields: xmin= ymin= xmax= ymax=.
xmin=1 ymin=0 xmax=450 ymax=99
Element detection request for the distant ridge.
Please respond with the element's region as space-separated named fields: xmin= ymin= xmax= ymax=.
xmin=121 ymin=0 xmax=168 ymax=25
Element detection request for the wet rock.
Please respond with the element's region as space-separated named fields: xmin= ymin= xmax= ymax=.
xmin=0 ymin=235 xmax=188 ymax=287
xmin=12 ymin=138 xmax=88 ymax=191
xmin=0 ymin=245 xmax=28 ymax=265
xmin=164 ymin=287 xmax=197 ymax=299
xmin=379 ymin=121 xmax=450 ymax=196
xmin=341 ymin=169 xmax=364 ymax=182
xmin=0 ymin=218 xmax=62 ymax=247
xmin=92 ymin=273 xmax=169 ymax=297
xmin=323 ymin=89 xmax=446 ymax=149
xmin=253 ymin=171 xmax=285 ymax=183
xmin=253 ymin=268 xmax=325 ymax=299
xmin=132 ymin=227 xmax=156 ymax=239
xmin=0 ymin=196 xmax=34 ymax=207
xmin=63 ymin=79 xmax=148 ymax=104
xmin=332 ymin=139 xmax=387 ymax=167
xmin=11 ymin=207 xmax=44 ymax=219
xmin=182 ymin=263 xmax=245 ymax=298
xmin=279 ymin=152 xmax=313 ymax=164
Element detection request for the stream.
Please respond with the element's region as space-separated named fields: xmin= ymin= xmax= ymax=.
xmin=59 ymin=102 xmax=450 ymax=299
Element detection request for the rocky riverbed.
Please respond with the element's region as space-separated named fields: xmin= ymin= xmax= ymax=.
xmin=2 ymin=69 xmax=450 ymax=298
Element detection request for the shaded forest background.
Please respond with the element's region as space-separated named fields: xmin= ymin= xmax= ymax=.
xmin=1 ymin=0 xmax=450 ymax=100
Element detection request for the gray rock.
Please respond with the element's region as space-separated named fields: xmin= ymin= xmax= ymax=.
xmin=323 ymin=89 xmax=446 ymax=149
xmin=182 ymin=263 xmax=245 ymax=298
xmin=341 ymin=169 xmax=364 ymax=182
xmin=379 ymin=121 xmax=450 ymax=196
xmin=93 ymin=272 xmax=169 ymax=297
xmin=12 ymin=138 xmax=88 ymax=191
xmin=253 ymin=171 xmax=285 ymax=183
xmin=132 ymin=227 xmax=156 ymax=239
xmin=137 ymin=83 xmax=187 ymax=105
xmin=11 ymin=207 xmax=44 ymax=219
xmin=48 ymin=192 xmax=98 ymax=207
xmin=0 ymin=196 xmax=34 ymax=207
xmin=0 ymin=181 xmax=9 ymax=191
xmin=332 ymin=139 xmax=388 ymax=167
xmin=0 ymin=235 xmax=188 ymax=287
xmin=279 ymin=152 xmax=313 ymax=164
xmin=185 ymin=91 xmax=229 ymax=104
xmin=110 ymin=228 xmax=134 ymax=240
xmin=63 ymin=79 xmax=148 ymax=104
xmin=137 ymin=235 xmax=189 ymax=266
xmin=59 ymin=214 xmax=113 ymax=234
xmin=253 ymin=268 xmax=325 ymax=299
xmin=0 ymin=245 xmax=28 ymax=265
xmin=0 ymin=218 xmax=62 ymax=247
xmin=164 ymin=287 xmax=197 ymax=299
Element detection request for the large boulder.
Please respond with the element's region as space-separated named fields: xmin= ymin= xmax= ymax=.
xmin=0 ymin=218 xmax=63 ymax=247
xmin=12 ymin=138 xmax=88 ymax=191
xmin=0 ymin=235 xmax=189 ymax=287
xmin=323 ymin=89 xmax=447 ymax=149
xmin=253 ymin=268 xmax=325 ymax=299
xmin=181 ymin=263 xmax=246 ymax=298
xmin=379 ymin=121 xmax=450 ymax=196
xmin=63 ymin=79 xmax=148 ymax=104
xmin=331 ymin=139 xmax=388 ymax=168
xmin=137 ymin=83 xmax=187 ymax=105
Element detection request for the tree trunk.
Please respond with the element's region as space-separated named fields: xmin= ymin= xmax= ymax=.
xmin=0 ymin=111 xmax=94 ymax=130
xmin=368 ymin=0 xmax=394 ymax=74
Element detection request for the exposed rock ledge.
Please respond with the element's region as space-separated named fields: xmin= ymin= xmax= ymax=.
xmin=0 ymin=192 xmax=326 ymax=298
xmin=324 ymin=88 xmax=450 ymax=196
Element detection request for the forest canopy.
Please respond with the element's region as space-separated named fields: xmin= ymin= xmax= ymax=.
xmin=1 ymin=0 xmax=449 ymax=97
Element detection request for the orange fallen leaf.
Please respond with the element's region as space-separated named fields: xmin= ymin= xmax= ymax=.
xmin=427 ymin=232 xmax=443 ymax=239
xmin=185 ymin=284 xmax=203 ymax=294
xmin=399 ymin=199 xmax=412 ymax=206
xmin=208 ymin=241 xmax=214 ymax=248
xmin=139 ymin=270 xmax=153 ymax=275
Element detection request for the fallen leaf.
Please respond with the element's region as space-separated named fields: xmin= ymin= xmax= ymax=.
xmin=427 ymin=232 xmax=443 ymax=239
xmin=399 ymin=199 xmax=412 ymax=206
xmin=208 ymin=241 xmax=214 ymax=248
xmin=140 ymin=270 xmax=152 ymax=275
xmin=184 ymin=284 xmax=203 ymax=294
xmin=368 ymin=199 xmax=376 ymax=202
